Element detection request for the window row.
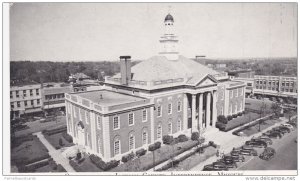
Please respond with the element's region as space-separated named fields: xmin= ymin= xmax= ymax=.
xmin=156 ymin=119 xmax=182 ymax=139
xmin=10 ymin=89 xmax=40 ymax=99
xmin=113 ymin=130 xmax=148 ymax=156
xmin=230 ymin=88 xmax=243 ymax=98
xmin=113 ymin=109 xmax=147 ymax=130
xmin=11 ymin=99 xmax=41 ymax=109
xmin=157 ymin=101 xmax=182 ymax=117
xmin=45 ymin=93 xmax=65 ymax=100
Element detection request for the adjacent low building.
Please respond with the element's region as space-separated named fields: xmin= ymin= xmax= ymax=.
xmin=10 ymin=83 xmax=43 ymax=119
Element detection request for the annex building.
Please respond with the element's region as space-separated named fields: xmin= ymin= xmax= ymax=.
xmin=65 ymin=14 xmax=246 ymax=161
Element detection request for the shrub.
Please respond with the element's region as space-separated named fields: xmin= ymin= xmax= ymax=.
xmin=62 ymin=132 xmax=73 ymax=143
xmin=76 ymin=152 xmax=82 ymax=160
xmin=154 ymin=141 xmax=161 ymax=149
xmin=162 ymin=135 xmax=174 ymax=145
xmin=89 ymin=154 xmax=119 ymax=171
xmin=199 ymin=136 xmax=205 ymax=144
xmin=227 ymin=115 xmax=233 ymax=121
xmin=232 ymin=114 xmax=238 ymax=118
xmin=42 ymin=126 xmax=67 ymax=136
xmin=191 ymin=132 xmax=199 ymax=141
xmin=59 ymin=138 xmax=64 ymax=146
xmin=217 ymin=115 xmax=228 ymax=124
xmin=215 ymin=122 xmax=226 ymax=131
xmin=238 ymin=112 xmax=243 ymax=116
xmin=208 ymin=141 xmax=218 ymax=148
xmin=121 ymin=152 xmax=135 ymax=163
xmin=177 ymin=134 xmax=188 ymax=142
xmin=136 ymin=148 xmax=147 ymax=157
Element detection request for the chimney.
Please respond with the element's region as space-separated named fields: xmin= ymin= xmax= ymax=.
xmin=120 ymin=56 xmax=131 ymax=85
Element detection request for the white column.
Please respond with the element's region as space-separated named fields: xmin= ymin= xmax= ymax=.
xmin=90 ymin=111 xmax=97 ymax=153
xmin=212 ymin=91 xmax=217 ymax=127
xmin=198 ymin=93 xmax=203 ymax=130
xmin=102 ymin=116 xmax=111 ymax=161
xmin=192 ymin=94 xmax=197 ymax=131
xmin=206 ymin=92 xmax=211 ymax=127
xmin=150 ymin=106 xmax=155 ymax=143
xmin=183 ymin=94 xmax=188 ymax=131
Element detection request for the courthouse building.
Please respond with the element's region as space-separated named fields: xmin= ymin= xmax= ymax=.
xmin=65 ymin=14 xmax=246 ymax=161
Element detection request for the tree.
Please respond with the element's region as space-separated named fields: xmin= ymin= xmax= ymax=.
xmin=271 ymin=103 xmax=281 ymax=117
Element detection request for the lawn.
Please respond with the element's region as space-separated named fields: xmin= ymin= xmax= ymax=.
xmin=165 ymin=146 xmax=217 ymax=171
xmin=35 ymin=164 xmax=57 ymax=172
xmin=245 ymin=98 xmax=273 ymax=113
xmin=70 ymin=152 xmax=104 ymax=172
xmin=242 ymin=118 xmax=283 ymax=136
xmin=11 ymin=135 xmax=50 ymax=167
xmin=44 ymin=131 xmax=74 ymax=149
xmin=110 ymin=140 xmax=198 ymax=172
xmin=224 ymin=112 xmax=260 ymax=131
xmin=15 ymin=116 xmax=66 ymax=137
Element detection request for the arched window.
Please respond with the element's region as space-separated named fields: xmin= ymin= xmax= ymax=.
xmin=114 ymin=137 xmax=121 ymax=156
xmin=168 ymin=121 xmax=172 ymax=134
xmin=129 ymin=134 xmax=135 ymax=150
xmin=177 ymin=119 xmax=182 ymax=132
xmin=97 ymin=137 xmax=101 ymax=154
xmin=142 ymin=130 xmax=148 ymax=145
xmin=157 ymin=124 xmax=162 ymax=139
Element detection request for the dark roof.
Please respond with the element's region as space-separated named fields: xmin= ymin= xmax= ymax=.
xmin=165 ymin=13 xmax=174 ymax=22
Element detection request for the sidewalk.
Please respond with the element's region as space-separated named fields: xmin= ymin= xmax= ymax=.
xmin=190 ymin=116 xmax=289 ymax=171
xmin=34 ymin=132 xmax=75 ymax=172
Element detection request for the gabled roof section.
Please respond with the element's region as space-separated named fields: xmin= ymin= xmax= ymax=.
xmin=192 ymin=74 xmax=218 ymax=88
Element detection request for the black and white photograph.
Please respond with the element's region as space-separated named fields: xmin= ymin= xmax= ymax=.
xmin=2 ymin=1 xmax=298 ymax=178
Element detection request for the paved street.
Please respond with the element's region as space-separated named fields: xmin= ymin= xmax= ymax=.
xmin=190 ymin=116 xmax=291 ymax=171
xmin=34 ymin=132 xmax=75 ymax=172
xmin=237 ymin=129 xmax=297 ymax=170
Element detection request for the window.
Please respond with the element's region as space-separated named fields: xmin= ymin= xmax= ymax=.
xmin=177 ymin=119 xmax=182 ymax=132
xmin=157 ymin=124 xmax=162 ymax=139
xmin=10 ymin=91 xmax=12 ymax=99
xmin=36 ymin=89 xmax=39 ymax=96
xmin=97 ymin=116 xmax=101 ymax=129
xmin=157 ymin=105 xmax=162 ymax=117
xmin=113 ymin=116 xmax=120 ymax=130
xmin=25 ymin=101 xmax=28 ymax=107
xmin=168 ymin=122 xmax=172 ymax=134
xmin=85 ymin=111 xmax=89 ymax=124
xmin=23 ymin=90 xmax=26 ymax=97
xmin=114 ymin=139 xmax=121 ymax=156
xmin=17 ymin=101 xmax=20 ymax=107
xmin=168 ymin=103 xmax=172 ymax=114
xmin=177 ymin=101 xmax=182 ymax=112
xmin=129 ymin=134 xmax=135 ymax=150
xmin=230 ymin=90 xmax=233 ymax=98
xmin=37 ymin=99 xmax=40 ymax=105
xmin=128 ymin=112 xmax=134 ymax=126
xmin=142 ymin=130 xmax=148 ymax=145
xmin=30 ymin=89 xmax=33 ymax=96
xmin=142 ymin=109 xmax=147 ymax=122
xmin=16 ymin=91 xmax=19 ymax=98
xmin=31 ymin=100 xmax=34 ymax=106
xmin=11 ymin=103 xmax=14 ymax=109
xmin=98 ymin=138 xmax=101 ymax=154
xmin=79 ymin=110 xmax=83 ymax=121
xmin=73 ymin=106 xmax=77 ymax=118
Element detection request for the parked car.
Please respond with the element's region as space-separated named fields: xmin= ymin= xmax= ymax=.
xmin=259 ymin=147 xmax=276 ymax=161
xmin=245 ymin=140 xmax=267 ymax=148
xmin=239 ymin=145 xmax=258 ymax=156
xmin=263 ymin=131 xmax=282 ymax=139
xmin=287 ymin=121 xmax=297 ymax=128
xmin=255 ymin=136 xmax=273 ymax=145
xmin=281 ymin=123 xmax=295 ymax=131
xmin=218 ymin=156 xmax=238 ymax=168
xmin=231 ymin=154 xmax=245 ymax=162
xmin=272 ymin=127 xmax=289 ymax=134
xmin=202 ymin=161 xmax=228 ymax=171
xmin=278 ymin=126 xmax=291 ymax=133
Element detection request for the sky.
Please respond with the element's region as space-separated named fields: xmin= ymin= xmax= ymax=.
xmin=9 ymin=3 xmax=297 ymax=61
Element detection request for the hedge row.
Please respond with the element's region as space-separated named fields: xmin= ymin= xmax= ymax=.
xmin=62 ymin=132 xmax=73 ymax=143
xmin=232 ymin=117 xmax=269 ymax=136
xmin=121 ymin=152 xmax=135 ymax=163
xmin=136 ymin=148 xmax=147 ymax=157
xmin=42 ymin=126 xmax=67 ymax=136
xmin=142 ymin=141 xmax=199 ymax=171
xmin=89 ymin=154 xmax=119 ymax=171
xmin=11 ymin=134 xmax=36 ymax=148
xmin=157 ymin=144 xmax=212 ymax=171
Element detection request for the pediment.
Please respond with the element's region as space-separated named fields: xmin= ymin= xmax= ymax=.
xmin=195 ymin=74 xmax=218 ymax=87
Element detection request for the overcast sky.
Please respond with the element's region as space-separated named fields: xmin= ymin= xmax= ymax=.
xmin=10 ymin=3 xmax=297 ymax=61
